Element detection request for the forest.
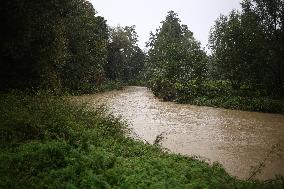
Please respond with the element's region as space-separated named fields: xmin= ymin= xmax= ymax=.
xmin=0 ymin=0 xmax=283 ymax=188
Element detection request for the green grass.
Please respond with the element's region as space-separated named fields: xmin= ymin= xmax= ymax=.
xmin=171 ymin=80 xmax=284 ymax=113
xmin=176 ymin=96 xmax=284 ymax=113
xmin=0 ymin=92 xmax=283 ymax=188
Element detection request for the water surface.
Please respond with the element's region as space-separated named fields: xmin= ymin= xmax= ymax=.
xmin=79 ymin=86 xmax=284 ymax=180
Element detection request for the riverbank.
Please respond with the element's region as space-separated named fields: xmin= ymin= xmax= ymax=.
xmin=78 ymin=86 xmax=284 ymax=180
xmin=175 ymin=95 xmax=284 ymax=114
xmin=1 ymin=92 xmax=283 ymax=188
xmin=150 ymin=80 xmax=284 ymax=114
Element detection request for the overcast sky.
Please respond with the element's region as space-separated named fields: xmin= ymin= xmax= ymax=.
xmin=90 ymin=0 xmax=241 ymax=51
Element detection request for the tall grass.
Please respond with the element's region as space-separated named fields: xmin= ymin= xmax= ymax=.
xmin=0 ymin=93 xmax=283 ymax=188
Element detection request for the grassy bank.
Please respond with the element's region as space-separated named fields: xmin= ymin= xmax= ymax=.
xmin=175 ymin=96 xmax=284 ymax=114
xmin=63 ymin=80 xmax=124 ymax=95
xmin=0 ymin=93 xmax=283 ymax=188
xmin=151 ymin=80 xmax=284 ymax=113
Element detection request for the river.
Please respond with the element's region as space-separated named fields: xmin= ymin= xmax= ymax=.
xmin=79 ymin=86 xmax=284 ymax=180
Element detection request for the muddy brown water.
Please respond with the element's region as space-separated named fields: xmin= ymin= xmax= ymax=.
xmin=78 ymin=86 xmax=284 ymax=180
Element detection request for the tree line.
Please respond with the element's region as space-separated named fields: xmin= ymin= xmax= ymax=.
xmin=0 ymin=0 xmax=145 ymax=93
xmin=146 ymin=0 xmax=283 ymax=112
xmin=0 ymin=0 xmax=283 ymax=112
xmin=209 ymin=0 xmax=284 ymax=97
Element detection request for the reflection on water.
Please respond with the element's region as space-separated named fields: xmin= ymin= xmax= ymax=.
xmin=78 ymin=86 xmax=284 ymax=180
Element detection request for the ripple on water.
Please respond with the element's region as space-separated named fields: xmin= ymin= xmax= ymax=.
xmin=78 ymin=86 xmax=284 ymax=180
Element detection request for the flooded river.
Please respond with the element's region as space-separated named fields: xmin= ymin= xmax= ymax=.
xmin=79 ymin=86 xmax=284 ymax=180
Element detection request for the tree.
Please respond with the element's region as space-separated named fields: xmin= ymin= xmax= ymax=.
xmin=0 ymin=0 xmax=70 ymax=90
xmin=147 ymin=11 xmax=208 ymax=100
xmin=60 ymin=0 xmax=108 ymax=92
xmin=252 ymin=0 xmax=284 ymax=96
xmin=209 ymin=11 xmax=247 ymax=89
xmin=105 ymin=26 xmax=145 ymax=82
xmin=209 ymin=0 xmax=284 ymax=96
xmin=0 ymin=0 xmax=109 ymax=93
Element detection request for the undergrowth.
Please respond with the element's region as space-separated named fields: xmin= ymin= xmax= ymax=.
xmin=0 ymin=92 xmax=283 ymax=188
xmin=176 ymin=96 xmax=284 ymax=113
xmin=172 ymin=80 xmax=284 ymax=113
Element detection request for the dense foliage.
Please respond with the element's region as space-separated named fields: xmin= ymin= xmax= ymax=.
xmin=209 ymin=0 xmax=284 ymax=97
xmin=0 ymin=0 xmax=107 ymax=92
xmin=105 ymin=26 xmax=145 ymax=84
xmin=0 ymin=0 xmax=145 ymax=93
xmin=146 ymin=11 xmax=208 ymax=101
xmin=146 ymin=3 xmax=283 ymax=113
xmin=1 ymin=94 xmax=283 ymax=188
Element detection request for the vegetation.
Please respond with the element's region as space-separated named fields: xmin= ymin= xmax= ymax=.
xmin=1 ymin=94 xmax=283 ymax=188
xmin=146 ymin=1 xmax=284 ymax=113
xmin=146 ymin=11 xmax=208 ymax=101
xmin=1 ymin=0 xmax=283 ymax=188
xmin=0 ymin=0 xmax=145 ymax=94
xmin=106 ymin=26 xmax=146 ymax=84
xmin=174 ymin=80 xmax=284 ymax=113
xmin=209 ymin=0 xmax=284 ymax=96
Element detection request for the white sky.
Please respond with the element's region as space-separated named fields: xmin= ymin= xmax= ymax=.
xmin=90 ymin=0 xmax=241 ymax=51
